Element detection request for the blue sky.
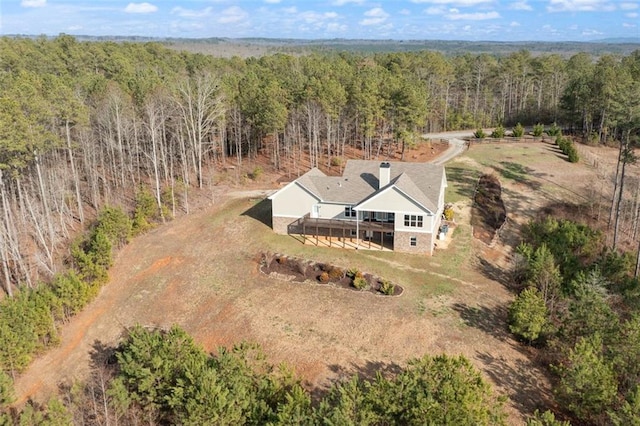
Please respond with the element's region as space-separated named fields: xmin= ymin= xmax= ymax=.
xmin=1 ymin=0 xmax=638 ymax=42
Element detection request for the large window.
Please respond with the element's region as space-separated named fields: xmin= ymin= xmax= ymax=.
xmin=345 ymin=207 xmax=356 ymax=218
xmin=404 ymin=214 xmax=423 ymax=227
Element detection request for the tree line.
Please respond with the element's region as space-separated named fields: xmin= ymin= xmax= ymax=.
xmin=1 ymin=35 xmax=639 ymax=294
xmin=509 ymin=216 xmax=640 ymax=424
xmin=1 ymin=325 xmax=512 ymax=425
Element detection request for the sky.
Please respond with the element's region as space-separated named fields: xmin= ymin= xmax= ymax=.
xmin=0 ymin=0 xmax=638 ymax=42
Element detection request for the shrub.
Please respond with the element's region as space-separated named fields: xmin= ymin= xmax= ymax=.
xmin=491 ymin=125 xmax=505 ymax=138
xmin=250 ymin=166 xmax=263 ymax=180
xmin=95 ymin=206 xmax=132 ymax=248
xmin=319 ymin=272 xmax=329 ymax=283
xmin=547 ymin=122 xmax=561 ymax=137
xmin=346 ymin=267 xmax=360 ymax=279
xmin=352 ymin=276 xmax=367 ymax=290
xmin=380 ymin=279 xmax=395 ymax=295
xmin=473 ymin=128 xmax=486 ymax=138
xmin=327 ymin=266 xmax=344 ymax=280
xmin=532 ymin=123 xmax=544 ymax=137
xmin=330 ymin=157 xmax=343 ymax=167
xmin=443 ymin=207 xmax=455 ymax=221
xmin=512 ymin=123 xmax=525 ymax=138
xmin=132 ymin=186 xmax=158 ymax=235
xmin=567 ymin=146 xmax=579 ymax=163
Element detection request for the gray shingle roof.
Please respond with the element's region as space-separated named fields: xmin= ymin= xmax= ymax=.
xmin=298 ymin=160 xmax=445 ymax=212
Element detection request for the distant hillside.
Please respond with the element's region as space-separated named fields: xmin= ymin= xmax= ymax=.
xmin=5 ymin=34 xmax=638 ymax=57
xmin=163 ymin=37 xmax=640 ymax=58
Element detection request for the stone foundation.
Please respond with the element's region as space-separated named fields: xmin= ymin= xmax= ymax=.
xmin=393 ymin=231 xmax=435 ymax=255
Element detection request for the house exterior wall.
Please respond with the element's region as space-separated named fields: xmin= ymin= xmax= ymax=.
xmin=316 ymin=202 xmax=350 ymax=220
xmin=357 ymin=187 xmax=426 ymax=215
xmin=271 ymin=183 xmax=319 ymax=234
xmin=393 ymin=230 xmax=435 ymax=255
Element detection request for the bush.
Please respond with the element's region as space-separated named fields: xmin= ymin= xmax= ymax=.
xmin=95 ymin=206 xmax=132 ymax=248
xmin=532 ymin=123 xmax=544 ymax=137
xmin=547 ymin=122 xmax=561 ymax=137
xmin=319 ymin=272 xmax=329 ymax=283
xmin=132 ymin=186 xmax=158 ymax=234
xmin=473 ymin=128 xmax=486 ymax=138
xmin=491 ymin=125 xmax=506 ymax=138
xmin=330 ymin=157 xmax=343 ymax=167
xmin=352 ymin=276 xmax=368 ymax=290
xmin=512 ymin=123 xmax=524 ymax=138
xmin=327 ymin=266 xmax=344 ymax=280
xmin=250 ymin=166 xmax=263 ymax=180
xmin=443 ymin=207 xmax=454 ymax=221
xmin=567 ymin=146 xmax=579 ymax=163
xmin=380 ymin=279 xmax=395 ymax=295
xmin=346 ymin=268 xmax=360 ymax=279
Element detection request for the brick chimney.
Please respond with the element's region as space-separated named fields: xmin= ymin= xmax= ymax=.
xmin=379 ymin=162 xmax=390 ymax=188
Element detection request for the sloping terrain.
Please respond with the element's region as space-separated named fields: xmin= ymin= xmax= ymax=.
xmin=13 ymin=140 xmax=607 ymax=423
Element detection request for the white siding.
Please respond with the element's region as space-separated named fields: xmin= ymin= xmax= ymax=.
xmin=357 ymin=187 xmax=428 ymax=215
xmin=271 ymin=183 xmax=319 ymax=218
xmin=316 ymin=203 xmax=351 ymax=220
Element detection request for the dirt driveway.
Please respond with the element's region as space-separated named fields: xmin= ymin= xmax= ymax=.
xmin=13 ymin=140 xmax=606 ymax=423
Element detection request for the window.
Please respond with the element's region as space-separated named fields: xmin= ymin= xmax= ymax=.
xmin=350 ymin=229 xmax=357 ymax=237
xmin=410 ymin=237 xmax=417 ymax=246
xmin=404 ymin=214 xmax=423 ymax=227
xmin=345 ymin=207 xmax=356 ymax=218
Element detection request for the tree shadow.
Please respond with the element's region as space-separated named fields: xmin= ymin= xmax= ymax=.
xmin=309 ymin=359 xmax=403 ymax=404
xmin=241 ymin=198 xmax=272 ymax=228
xmin=478 ymin=256 xmax=514 ymax=289
xmin=446 ymin=166 xmax=481 ymax=199
xmin=475 ymin=350 xmax=555 ymax=419
xmin=89 ymin=339 xmax=118 ymax=370
xmin=452 ymin=302 xmax=510 ymax=342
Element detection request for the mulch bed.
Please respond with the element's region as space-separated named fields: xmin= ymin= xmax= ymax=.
xmin=471 ymin=174 xmax=507 ymax=245
xmin=259 ymin=253 xmax=403 ymax=296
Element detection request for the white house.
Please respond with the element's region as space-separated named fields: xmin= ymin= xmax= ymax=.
xmin=268 ymin=160 xmax=447 ymax=255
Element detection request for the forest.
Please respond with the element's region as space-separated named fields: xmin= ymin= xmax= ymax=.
xmin=0 ymin=35 xmax=640 ymax=424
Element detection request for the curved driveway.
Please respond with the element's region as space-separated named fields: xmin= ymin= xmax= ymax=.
xmin=424 ymin=130 xmax=476 ymax=165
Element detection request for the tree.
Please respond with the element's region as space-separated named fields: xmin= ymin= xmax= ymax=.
xmin=527 ymin=244 xmax=562 ymax=315
xmin=553 ymin=334 xmax=617 ymax=421
xmin=512 ymin=122 xmax=525 ymax=137
xmin=609 ymin=385 xmax=640 ymax=426
xmin=509 ymin=287 xmax=548 ymax=344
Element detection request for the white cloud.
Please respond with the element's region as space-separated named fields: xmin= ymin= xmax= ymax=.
xmin=171 ymin=7 xmax=212 ymax=18
xmin=623 ymin=21 xmax=637 ymax=27
xmin=299 ymin=11 xmax=340 ymax=24
xmin=626 ymin=12 xmax=639 ymax=17
xmin=217 ymin=6 xmax=248 ymax=24
xmin=326 ymin=22 xmax=348 ymax=32
xmin=21 ymin=0 xmax=46 ymax=7
xmin=581 ymin=28 xmax=604 ymax=36
xmin=509 ymin=1 xmax=533 ymax=11
xmin=411 ymin=0 xmax=492 ymax=5
xmin=446 ymin=10 xmax=500 ymax=20
xmin=399 ymin=8 xmax=412 ymax=15
xmin=264 ymin=0 xmax=281 ymax=3
xmin=620 ymin=2 xmax=638 ymax=10
xmin=282 ymin=7 xmax=297 ymax=14
xmin=332 ymin=0 xmax=365 ymax=5
xmin=547 ymin=0 xmax=615 ymax=13
xmin=510 ymin=21 xmax=521 ymax=26
xmin=360 ymin=7 xmax=389 ymax=25
xmin=425 ymin=6 xmax=447 ymax=14
xmin=124 ymin=3 xmax=157 ymax=14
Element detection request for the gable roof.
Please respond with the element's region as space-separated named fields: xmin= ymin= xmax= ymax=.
xmin=270 ymin=160 xmax=446 ymax=212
